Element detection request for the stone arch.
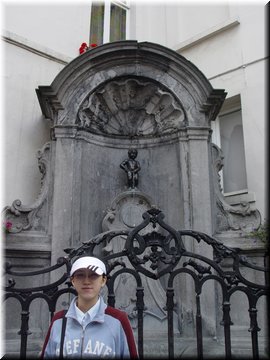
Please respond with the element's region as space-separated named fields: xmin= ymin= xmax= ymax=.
xmin=36 ymin=41 xmax=226 ymax=130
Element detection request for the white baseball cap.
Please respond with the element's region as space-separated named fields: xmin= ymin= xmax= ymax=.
xmin=70 ymin=256 xmax=106 ymax=276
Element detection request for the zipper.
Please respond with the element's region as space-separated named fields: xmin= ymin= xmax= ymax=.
xmin=81 ymin=326 xmax=85 ymax=358
xmin=67 ymin=316 xmax=86 ymax=358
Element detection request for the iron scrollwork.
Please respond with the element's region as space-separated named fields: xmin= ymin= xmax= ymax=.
xmin=2 ymin=207 xmax=269 ymax=359
xmin=125 ymin=208 xmax=185 ymax=279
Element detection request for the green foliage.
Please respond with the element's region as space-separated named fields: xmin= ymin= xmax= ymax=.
xmin=249 ymin=220 xmax=269 ymax=243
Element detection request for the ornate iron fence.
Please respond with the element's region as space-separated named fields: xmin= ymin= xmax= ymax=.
xmin=3 ymin=208 xmax=269 ymax=359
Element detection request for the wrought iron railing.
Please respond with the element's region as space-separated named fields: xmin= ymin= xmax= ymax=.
xmin=3 ymin=208 xmax=269 ymax=359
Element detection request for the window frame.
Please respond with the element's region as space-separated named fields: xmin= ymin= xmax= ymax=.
xmin=212 ymin=96 xmax=249 ymax=199
xmin=90 ymin=0 xmax=130 ymax=45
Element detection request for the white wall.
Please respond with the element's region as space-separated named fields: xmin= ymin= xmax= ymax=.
xmin=2 ymin=3 xmax=92 ymax=207
xmin=130 ymin=2 xmax=231 ymax=49
xmin=3 ymin=4 xmax=91 ymax=58
xmin=173 ymin=3 xmax=267 ymax=219
xmin=2 ymin=41 xmax=63 ymax=206
xmin=130 ymin=1 xmax=267 ymax=219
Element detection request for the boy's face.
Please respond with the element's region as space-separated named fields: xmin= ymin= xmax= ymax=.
xmin=129 ymin=150 xmax=137 ymax=159
xmin=71 ymin=269 xmax=106 ymax=304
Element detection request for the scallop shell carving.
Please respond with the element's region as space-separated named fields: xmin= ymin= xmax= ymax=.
xmin=76 ymin=77 xmax=186 ymax=138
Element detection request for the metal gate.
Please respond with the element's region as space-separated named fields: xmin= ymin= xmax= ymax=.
xmin=3 ymin=208 xmax=269 ymax=359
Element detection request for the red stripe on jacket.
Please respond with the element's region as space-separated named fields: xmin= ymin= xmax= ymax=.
xmin=40 ymin=309 xmax=67 ymax=358
xmin=105 ymin=306 xmax=138 ymax=359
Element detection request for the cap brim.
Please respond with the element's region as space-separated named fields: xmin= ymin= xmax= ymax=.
xmin=70 ymin=257 xmax=106 ymax=276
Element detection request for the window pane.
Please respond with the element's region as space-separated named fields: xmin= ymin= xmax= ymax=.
xmin=90 ymin=2 xmax=104 ymax=45
xmin=110 ymin=4 xmax=126 ymax=42
xmin=219 ymin=110 xmax=248 ymax=193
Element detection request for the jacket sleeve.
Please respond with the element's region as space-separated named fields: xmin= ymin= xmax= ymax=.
xmin=40 ymin=310 xmax=66 ymax=358
xmin=119 ymin=312 xmax=138 ymax=359
xmin=105 ymin=307 xmax=138 ymax=359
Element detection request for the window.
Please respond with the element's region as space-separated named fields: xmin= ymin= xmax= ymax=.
xmin=219 ymin=108 xmax=248 ymax=193
xmin=110 ymin=3 xmax=127 ymax=42
xmin=211 ymin=95 xmax=248 ymax=195
xmin=90 ymin=1 xmax=129 ymax=45
xmin=89 ymin=2 xmax=105 ymax=45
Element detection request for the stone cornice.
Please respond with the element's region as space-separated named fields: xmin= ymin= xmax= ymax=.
xmin=2 ymin=29 xmax=72 ymax=65
xmin=174 ymin=17 xmax=240 ymax=52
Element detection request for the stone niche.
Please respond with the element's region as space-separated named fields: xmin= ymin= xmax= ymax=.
xmin=4 ymin=41 xmax=264 ymax=356
xmin=34 ymin=41 xmax=228 ymax=263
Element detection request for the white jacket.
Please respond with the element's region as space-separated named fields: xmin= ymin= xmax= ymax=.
xmin=41 ymin=296 xmax=138 ymax=358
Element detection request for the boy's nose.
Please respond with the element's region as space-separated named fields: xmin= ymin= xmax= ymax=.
xmin=83 ymin=274 xmax=92 ymax=281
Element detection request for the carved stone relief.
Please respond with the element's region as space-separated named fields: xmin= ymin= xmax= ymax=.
xmin=76 ymin=77 xmax=186 ymax=138
xmin=3 ymin=142 xmax=51 ymax=233
xmin=211 ymin=143 xmax=261 ymax=233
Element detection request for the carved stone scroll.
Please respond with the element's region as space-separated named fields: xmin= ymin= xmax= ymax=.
xmin=3 ymin=142 xmax=51 ymax=233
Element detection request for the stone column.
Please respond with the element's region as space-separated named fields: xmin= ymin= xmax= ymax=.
xmin=50 ymin=126 xmax=80 ymax=280
xmin=187 ymin=127 xmax=214 ymax=236
xmin=185 ymin=126 xmax=217 ymax=337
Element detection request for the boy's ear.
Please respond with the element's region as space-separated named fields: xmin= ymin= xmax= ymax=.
xmin=101 ymin=276 xmax=107 ymax=287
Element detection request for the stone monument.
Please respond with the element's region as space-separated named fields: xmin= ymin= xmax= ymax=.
xmin=3 ymin=41 xmax=263 ymax=356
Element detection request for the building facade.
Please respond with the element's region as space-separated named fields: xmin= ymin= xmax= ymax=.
xmin=1 ymin=1 xmax=268 ymax=357
xmin=2 ymin=1 xmax=268 ymax=221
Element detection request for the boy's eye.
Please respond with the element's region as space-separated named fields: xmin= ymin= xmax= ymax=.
xmin=75 ymin=273 xmax=85 ymax=279
xmin=73 ymin=272 xmax=99 ymax=280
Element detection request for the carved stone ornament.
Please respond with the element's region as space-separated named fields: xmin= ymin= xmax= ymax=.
xmin=76 ymin=77 xmax=186 ymax=138
xmin=211 ymin=143 xmax=261 ymax=233
xmin=2 ymin=143 xmax=51 ymax=233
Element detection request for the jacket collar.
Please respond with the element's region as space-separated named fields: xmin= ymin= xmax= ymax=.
xmin=66 ymin=296 xmax=107 ymax=325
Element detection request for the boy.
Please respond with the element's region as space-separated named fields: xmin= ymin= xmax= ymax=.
xmin=41 ymin=256 xmax=138 ymax=358
xmin=120 ymin=148 xmax=141 ymax=189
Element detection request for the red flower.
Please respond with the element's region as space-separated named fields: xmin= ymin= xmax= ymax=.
xmin=79 ymin=42 xmax=98 ymax=55
xmin=3 ymin=220 xmax=12 ymax=232
xmin=79 ymin=47 xmax=87 ymax=54
xmin=79 ymin=42 xmax=89 ymax=54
